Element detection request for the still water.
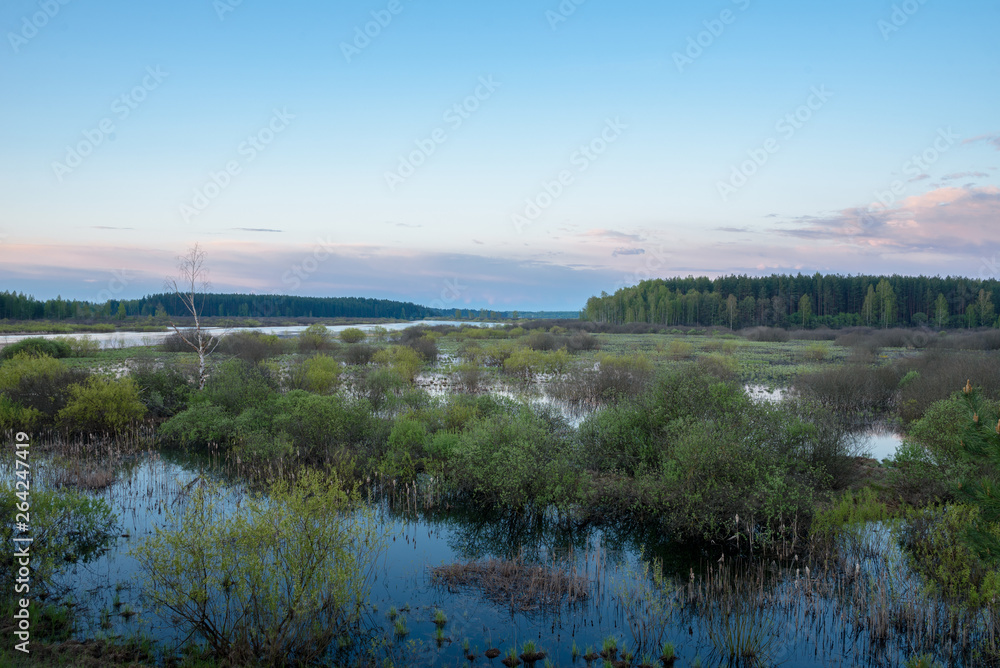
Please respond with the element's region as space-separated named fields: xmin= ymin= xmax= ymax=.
xmin=45 ymin=450 xmax=950 ymax=667
xmin=0 ymin=320 xmax=490 ymax=350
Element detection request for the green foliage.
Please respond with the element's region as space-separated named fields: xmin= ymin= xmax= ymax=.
xmin=0 ymin=395 xmax=43 ymax=432
xmin=286 ymin=354 xmax=340 ymax=394
xmin=388 ymin=417 xmax=429 ymax=453
xmin=502 ymin=348 xmax=569 ymax=380
xmin=131 ymin=364 xmax=191 ymax=418
xmin=131 ymin=470 xmax=387 ymax=665
xmin=578 ymin=402 xmax=656 ymax=475
xmin=355 ymin=367 xmax=407 ymax=410
xmin=810 ymin=487 xmax=890 ymax=543
xmin=297 ymin=323 xmax=335 ymax=352
xmin=452 ymin=405 xmax=578 ymax=510
xmin=900 ymin=504 xmax=1000 ymax=608
xmin=339 ymin=327 xmax=367 ymax=344
xmin=372 ymin=345 xmax=423 ymax=384
xmin=52 ymin=335 xmax=101 ymax=357
xmin=0 ymin=338 xmax=71 ymax=360
xmin=0 ymin=483 xmax=117 ymax=589
xmin=200 ymin=359 xmax=278 ymax=414
xmin=956 ymin=386 xmax=1000 ymax=562
xmin=217 ymin=330 xmax=286 ymax=363
xmin=56 ymin=376 xmax=147 ymax=434
xmin=159 ymin=403 xmax=236 ymax=446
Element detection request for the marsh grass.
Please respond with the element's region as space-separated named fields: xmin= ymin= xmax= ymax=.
xmin=430 ymin=550 xmax=588 ymax=612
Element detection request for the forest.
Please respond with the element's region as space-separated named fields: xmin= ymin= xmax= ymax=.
xmin=583 ymin=273 xmax=1000 ymax=329
xmin=0 ymin=291 xmax=442 ymax=322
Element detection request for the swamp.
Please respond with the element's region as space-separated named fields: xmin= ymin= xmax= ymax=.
xmin=2 ymin=321 xmax=1000 ymax=667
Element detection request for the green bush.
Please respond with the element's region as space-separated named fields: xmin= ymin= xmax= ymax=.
xmin=339 ymin=327 xmax=367 ymax=344
xmin=355 ymin=367 xmax=407 ymax=411
xmin=131 ymin=471 xmax=387 ymax=665
xmin=53 ymin=335 xmax=101 ymax=357
xmin=0 ymin=355 xmax=90 ymax=429
xmin=272 ymin=391 xmax=377 ymax=458
xmin=159 ymin=403 xmax=237 ymax=445
xmin=900 ymin=504 xmax=1000 ymax=608
xmin=298 ymin=324 xmax=336 ymax=352
xmin=0 ymin=395 xmax=43 ymax=432
xmin=200 ymin=359 xmax=278 ymax=415
xmin=578 ymin=402 xmax=657 ymax=475
xmin=217 ymin=330 xmax=287 ymax=363
xmin=388 ymin=417 xmax=429 ymax=454
xmin=0 ymin=338 xmax=71 ymax=360
xmin=372 ymin=345 xmax=423 ymax=384
xmin=0 ymin=483 xmax=117 ymax=590
xmin=426 ymin=431 xmax=460 ymax=460
xmin=452 ymin=406 xmax=579 ymax=510
xmin=286 ymin=354 xmax=340 ymax=394
xmin=56 ymin=376 xmax=147 ymax=434
xmin=131 ymin=364 xmax=191 ymax=418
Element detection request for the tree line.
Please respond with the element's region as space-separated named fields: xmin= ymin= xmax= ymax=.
xmin=582 ymin=274 xmax=1000 ymax=329
xmin=0 ymin=291 xmax=443 ymax=321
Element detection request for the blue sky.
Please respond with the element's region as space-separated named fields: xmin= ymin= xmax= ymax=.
xmin=1 ymin=0 xmax=998 ymax=310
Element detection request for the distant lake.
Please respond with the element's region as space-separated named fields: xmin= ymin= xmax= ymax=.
xmin=0 ymin=320 xmax=494 ymax=350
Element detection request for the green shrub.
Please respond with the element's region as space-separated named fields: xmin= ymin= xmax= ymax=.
xmin=388 ymin=417 xmax=429 ymax=454
xmin=355 ymin=367 xmax=406 ymax=411
xmin=665 ymin=340 xmax=694 ymax=360
xmin=578 ymin=402 xmax=657 ymax=475
xmin=53 ymin=335 xmax=101 ymax=357
xmin=131 ymin=471 xmax=387 ymax=665
xmin=131 ymin=364 xmax=191 ymax=418
xmin=0 ymin=338 xmax=71 ymax=360
xmin=900 ymin=504 xmax=1000 ymax=608
xmin=453 ymin=406 xmax=579 ymax=510
xmin=339 ymin=327 xmax=367 ymax=344
xmin=200 ymin=359 xmax=278 ymax=414
xmin=372 ymin=346 xmax=423 ymax=384
xmin=0 ymin=483 xmax=117 ymax=589
xmin=56 ymin=376 xmax=147 ymax=434
xmin=427 ymin=431 xmax=460 ymax=460
xmin=272 ymin=391 xmax=377 ymax=458
xmin=0 ymin=395 xmax=43 ymax=432
xmin=298 ymin=324 xmax=336 ymax=352
xmin=286 ymin=354 xmax=340 ymax=394
xmin=0 ymin=355 xmax=89 ymax=428
xmin=217 ymin=330 xmax=286 ymax=363
xmin=159 ymin=403 xmax=237 ymax=445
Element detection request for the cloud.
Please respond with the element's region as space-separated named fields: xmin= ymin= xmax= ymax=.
xmin=581 ymin=228 xmax=643 ymax=242
xmin=612 ymin=247 xmax=645 ymax=257
xmin=907 ymin=173 xmax=931 ymax=182
xmin=963 ymin=134 xmax=1000 ymax=151
xmin=391 ymin=222 xmax=423 ymax=228
xmin=230 ymin=227 xmax=283 ymax=233
xmin=941 ymin=171 xmax=990 ymax=180
xmin=780 ymin=186 xmax=1000 ymax=256
xmin=714 ymin=226 xmax=752 ymax=233
xmin=90 ymin=226 xmax=134 ymax=230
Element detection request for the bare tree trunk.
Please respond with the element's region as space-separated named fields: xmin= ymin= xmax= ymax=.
xmin=165 ymin=244 xmax=218 ymax=390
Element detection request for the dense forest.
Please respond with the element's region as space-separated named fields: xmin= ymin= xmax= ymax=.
xmin=582 ymin=274 xmax=1000 ymax=329
xmin=0 ymin=291 xmax=443 ymax=321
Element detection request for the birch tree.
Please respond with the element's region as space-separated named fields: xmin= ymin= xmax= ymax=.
xmin=165 ymin=244 xmax=219 ymax=389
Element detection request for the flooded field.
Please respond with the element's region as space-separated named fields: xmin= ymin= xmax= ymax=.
xmin=20 ymin=445 xmax=985 ymax=668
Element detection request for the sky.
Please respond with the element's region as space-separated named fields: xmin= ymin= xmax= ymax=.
xmin=1 ymin=0 xmax=998 ymax=311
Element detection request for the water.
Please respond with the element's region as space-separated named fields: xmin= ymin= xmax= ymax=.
xmin=0 ymin=320 xmax=493 ymax=350
xmin=856 ymin=427 xmax=903 ymax=461
xmin=40 ymin=451 xmax=969 ymax=667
